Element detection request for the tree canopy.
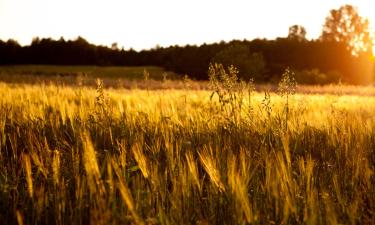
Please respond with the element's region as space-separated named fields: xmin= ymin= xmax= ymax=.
xmin=321 ymin=4 xmax=373 ymax=55
xmin=288 ymin=25 xmax=307 ymax=42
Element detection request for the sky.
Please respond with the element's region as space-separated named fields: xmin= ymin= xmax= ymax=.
xmin=0 ymin=0 xmax=374 ymax=50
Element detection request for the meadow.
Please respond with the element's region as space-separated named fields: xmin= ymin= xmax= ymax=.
xmin=0 ymin=65 xmax=176 ymax=80
xmin=0 ymin=66 xmax=374 ymax=225
xmin=0 ymin=65 xmax=181 ymax=88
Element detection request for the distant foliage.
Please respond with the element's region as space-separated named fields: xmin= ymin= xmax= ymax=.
xmin=211 ymin=44 xmax=266 ymax=81
xmin=294 ymin=69 xmax=341 ymax=85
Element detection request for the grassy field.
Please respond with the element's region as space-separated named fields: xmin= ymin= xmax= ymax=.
xmin=0 ymin=70 xmax=374 ymax=225
xmin=0 ymin=65 xmax=176 ymax=79
xmin=0 ymin=65 xmax=182 ymax=88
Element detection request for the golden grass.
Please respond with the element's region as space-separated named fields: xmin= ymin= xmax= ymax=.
xmin=0 ymin=82 xmax=374 ymax=224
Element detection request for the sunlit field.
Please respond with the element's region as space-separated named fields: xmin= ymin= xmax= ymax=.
xmin=2 ymin=0 xmax=375 ymax=223
xmin=0 ymin=77 xmax=374 ymax=224
xmin=0 ymin=65 xmax=179 ymax=86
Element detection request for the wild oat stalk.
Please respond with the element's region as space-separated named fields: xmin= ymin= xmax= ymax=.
xmin=208 ymin=63 xmax=253 ymax=125
xmin=278 ymin=68 xmax=297 ymax=132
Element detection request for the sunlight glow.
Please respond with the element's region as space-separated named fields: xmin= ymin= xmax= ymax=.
xmin=0 ymin=0 xmax=374 ymax=50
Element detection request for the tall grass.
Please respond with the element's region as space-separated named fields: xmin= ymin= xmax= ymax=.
xmin=0 ymin=76 xmax=374 ymax=224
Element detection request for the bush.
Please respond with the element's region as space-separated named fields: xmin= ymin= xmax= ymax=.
xmin=294 ymin=69 xmax=341 ymax=84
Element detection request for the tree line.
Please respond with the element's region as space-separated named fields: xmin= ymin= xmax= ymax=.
xmin=0 ymin=4 xmax=374 ymax=84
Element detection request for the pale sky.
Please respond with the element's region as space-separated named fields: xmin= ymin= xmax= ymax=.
xmin=0 ymin=0 xmax=374 ymax=50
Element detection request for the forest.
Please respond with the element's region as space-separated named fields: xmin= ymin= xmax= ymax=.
xmin=1 ymin=36 xmax=374 ymax=84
